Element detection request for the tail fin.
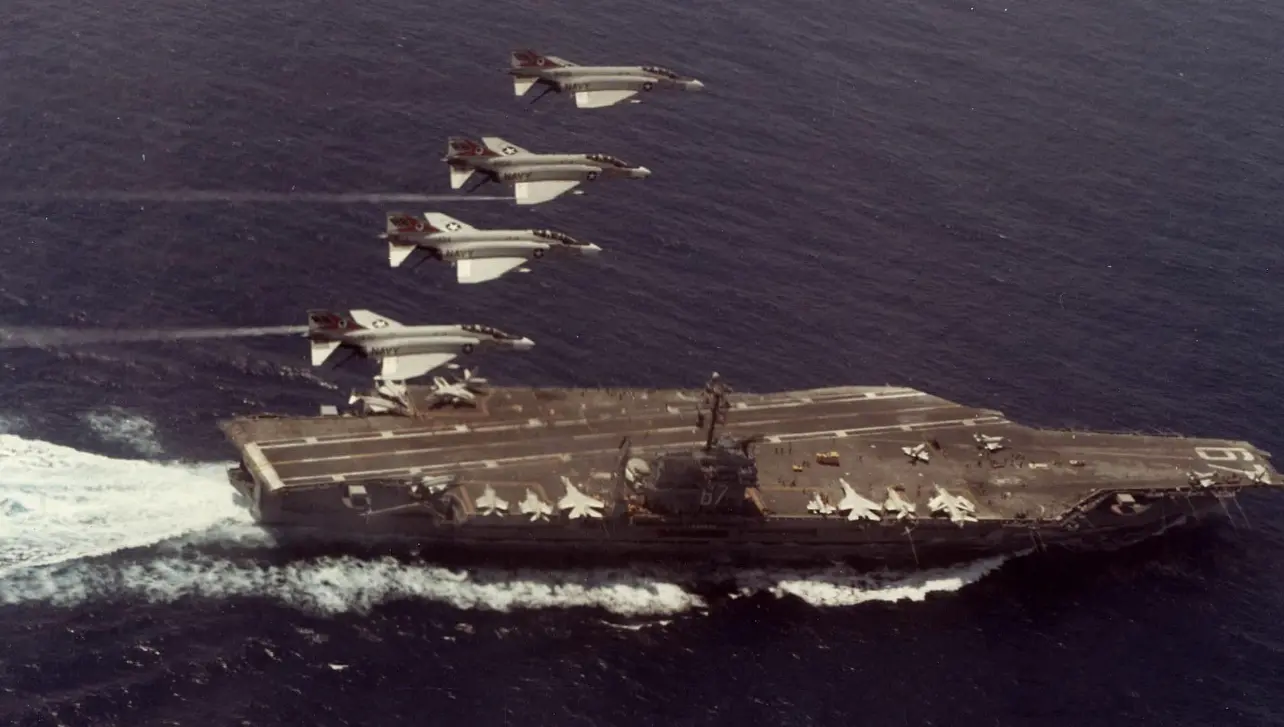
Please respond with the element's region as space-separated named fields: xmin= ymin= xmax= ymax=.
xmin=307 ymin=309 xmax=362 ymax=335
xmin=445 ymin=137 xmax=489 ymax=190
xmin=385 ymin=212 xmax=425 ymax=237
xmin=510 ymin=49 xmax=571 ymax=69
xmin=510 ymin=50 xmax=561 ymax=97
xmin=510 ymin=50 xmax=544 ymax=69
xmin=306 ymin=310 xmax=362 ymax=366
xmin=385 ymin=214 xmax=425 ymax=266
xmin=446 ymin=136 xmax=491 ymax=160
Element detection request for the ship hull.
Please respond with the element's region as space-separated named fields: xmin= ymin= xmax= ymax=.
xmin=226 ymin=465 xmax=1236 ymax=571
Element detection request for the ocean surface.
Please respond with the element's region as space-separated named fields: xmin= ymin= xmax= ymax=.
xmin=2 ymin=0 xmax=1283 ymax=724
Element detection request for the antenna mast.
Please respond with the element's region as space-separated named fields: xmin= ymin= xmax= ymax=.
xmin=699 ymin=372 xmax=732 ymax=451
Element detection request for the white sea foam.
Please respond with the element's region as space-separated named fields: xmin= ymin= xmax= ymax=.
xmin=0 ymin=433 xmax=250 ymax=577
xmin=0 ymin=413 xmax=27 ymax=435
xmin=0 ymin=432 xmax=1009 ymax=617
xmin=81 ymin=408 xmax=165 ymax=457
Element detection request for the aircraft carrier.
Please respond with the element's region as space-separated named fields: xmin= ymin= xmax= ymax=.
xmin=219 ymin=374 xmax=1281 ymax=569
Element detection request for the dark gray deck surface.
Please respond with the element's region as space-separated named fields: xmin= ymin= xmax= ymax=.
xmin=220 ymin=385 xmax=1278 ymax=521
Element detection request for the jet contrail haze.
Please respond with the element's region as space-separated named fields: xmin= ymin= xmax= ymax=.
xmin=0 ymin=325 xmax=308 ymax=350
xmin=0 ymin=191 xmax=510 ymax=204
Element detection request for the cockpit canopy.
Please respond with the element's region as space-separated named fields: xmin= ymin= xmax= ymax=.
xmin=642 ymin=66 xmax=681 ymax=79
xmin=585 ymin=153 xmax=632 ymax=168
xmin=461 ymin=323 xmax=519 ymax=340
xmin=533 ymin=229 xmax=586 ymax=245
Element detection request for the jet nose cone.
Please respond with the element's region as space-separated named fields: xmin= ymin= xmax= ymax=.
xmin=583 ymin=242 xmax=603 ymax=254
xmin=514 ymin=337 xmax=536 ymax=350
xmin=632 ymin=166 xmax=652 ymax=178
xmin=686 ymin=79 xmax=705 ymax=91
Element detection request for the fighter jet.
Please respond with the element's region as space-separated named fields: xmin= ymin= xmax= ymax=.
xmin=349 ymin=377 xmax=412 ymax=416
xmin=423 ymin=367 xmax=489 ymax=409
xmin=306 ymin=309 xmax=535 ymax=382
xmin=425 ymin=375 xmax=478 ymax=408
xmin=443 ymin=136 xmax=651 ymax=205
xmin=508 ymin=49 xmax=705 ymax=109
xmin=380 ymin=211 xmax=602 ymax=283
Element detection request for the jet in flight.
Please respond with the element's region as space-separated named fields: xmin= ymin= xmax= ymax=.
xmin=443 ymin=136 xmax=651 ymax=205
xmin=307 ymin=309 xmax=534 ymax=382
xmin=508 ymin=49 xmax=705 ymax=109
xmin=380 ymin=211 xmax=602 ymax=283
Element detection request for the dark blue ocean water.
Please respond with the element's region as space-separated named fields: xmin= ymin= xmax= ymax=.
xmin=2 ymin=0 xmax=1284 ymax=724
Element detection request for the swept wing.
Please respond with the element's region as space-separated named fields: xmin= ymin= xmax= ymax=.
xmin=457 ymin=257 xmax=528 ymax=284
xmin=575 ymin=89 xmax=639 ymax=108
xmin=515 ymin=180 xmax=581 ymax=205
xmin=379 ymin=351 xmax=457 ymax=380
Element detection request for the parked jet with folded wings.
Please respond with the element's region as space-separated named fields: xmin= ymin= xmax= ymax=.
xmin=306 ymin=309 xmax=535 ymax=382
xmin=443 ymin=136 xmax=651 ymax=205
xmin=380 ymin=211 xmax=602 ymax=283
xmin=508 ymin=49 xmax=705 ymax=109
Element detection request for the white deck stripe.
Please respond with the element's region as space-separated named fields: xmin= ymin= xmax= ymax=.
xmin=255 ymin=390 xmax=930 ymax=450
xmin=269 ymin=404 xmax=959 ymax=469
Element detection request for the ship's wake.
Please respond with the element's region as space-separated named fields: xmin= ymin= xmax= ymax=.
xmin=0 ymin=430 xmax=1011 ymax=618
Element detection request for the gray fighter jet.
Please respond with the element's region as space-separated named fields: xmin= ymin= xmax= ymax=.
xmin=307 ymin=309 xmax=535 ymax=382
xmin=443 ymin=136 xmax=651 ymax=205
xmin=508 ymin=49 xmax=705 ymax=109
xmin=380 ymin=211 xmax=602 ymax=283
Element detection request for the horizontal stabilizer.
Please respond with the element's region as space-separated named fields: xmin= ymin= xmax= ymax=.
xmin=513 ymin=77 xmax=537 ymax=97
xmin=389 ymin=242 xmax=417 ymax=267
xmin=450 ymin=166 xmax=476 ymax=190
xmin=311 ymin=339 xmax=341 ymax=366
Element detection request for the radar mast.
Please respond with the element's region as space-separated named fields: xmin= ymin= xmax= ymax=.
xmin=698 ymin=372 xmax=732 ymax=451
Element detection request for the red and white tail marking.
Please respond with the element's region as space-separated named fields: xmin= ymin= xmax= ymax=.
xmin=510 ymin=50 xmax=569 ymax=69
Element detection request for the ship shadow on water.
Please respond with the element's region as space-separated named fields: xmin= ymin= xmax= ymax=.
xmin=973 ymin=521 xmax=1255 ymax=602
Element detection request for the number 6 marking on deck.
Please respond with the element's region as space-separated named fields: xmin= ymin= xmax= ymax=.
xmin=1195 ymin=446 xmax=1256 ymax=462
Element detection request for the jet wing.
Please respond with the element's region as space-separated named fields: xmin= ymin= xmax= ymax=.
xmin=481 ymin=136 xmax=531 ymax=157
xmin=425 ymin=212 xmax=475 ymax=232
xmin=457 ymin=256 xmax=528 ymax=284
xmin=379 ymin=351 xmax=457 ymax=380
xmin=514 ymin=180 xmax=581 ymax=205
xmin=350 ymin=310 xmax=404 ymax=328
xmin=575 ymin=89 xmax=639 ymax=108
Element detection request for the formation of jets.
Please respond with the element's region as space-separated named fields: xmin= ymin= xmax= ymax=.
xmin=323 ymin=50 xmax=703 ymax=394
